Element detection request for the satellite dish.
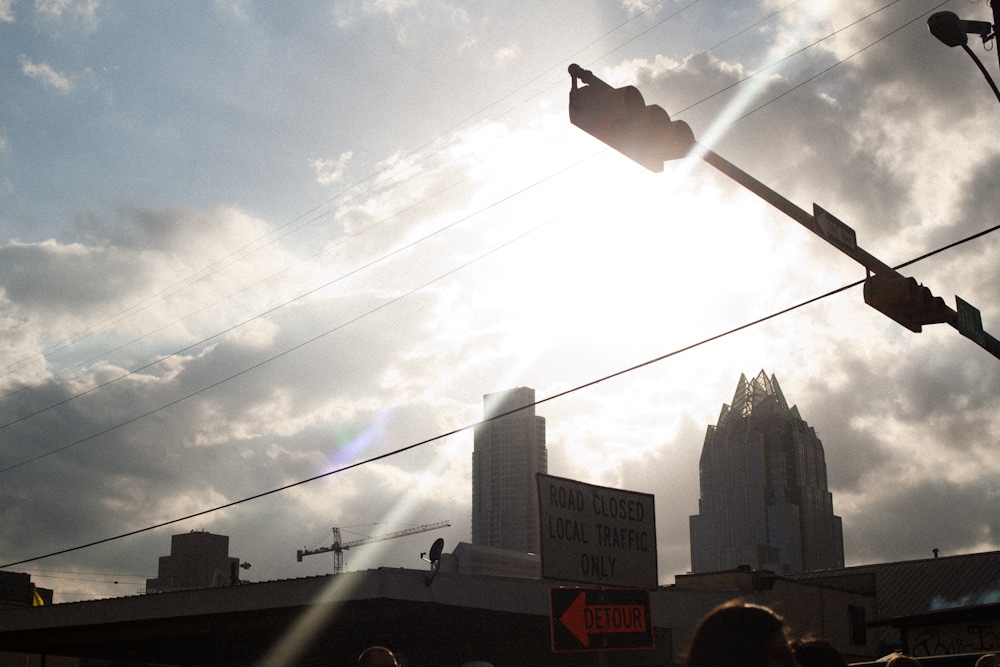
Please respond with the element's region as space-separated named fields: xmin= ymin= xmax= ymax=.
xmin=428 ymin=538 xmax=444 ymax=565
xmin=425 ymin=538 xmax=445 ymax=587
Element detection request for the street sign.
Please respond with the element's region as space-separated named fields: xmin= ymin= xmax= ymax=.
xmin=813 ymin=204 xmax=858 ymax=259
xmin=536 ymin=474 xmax=657 ymax=589
xmin=957 ymin=296 xmax=986 ymax=346
xmin=550 ymin=586 xmax=654 ymax=652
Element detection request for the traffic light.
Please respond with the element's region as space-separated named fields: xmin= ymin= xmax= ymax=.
xmin=568 ymin=64 xmax=694 ymax=172
xmin=863 ymin=273 xmax=952 ymax=333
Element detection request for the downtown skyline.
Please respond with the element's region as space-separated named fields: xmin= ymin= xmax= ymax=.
xmin=2 ymin=0 xmax=1000 ymax=602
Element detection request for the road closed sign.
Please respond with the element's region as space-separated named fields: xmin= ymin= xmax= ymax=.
xmin=536 ymin=473 xmax=657 ymax=589
xmin=550 ymin=586 xmax=654 ymax=652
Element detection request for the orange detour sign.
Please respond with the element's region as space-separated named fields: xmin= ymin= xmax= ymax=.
xmin=550 ymin=586 xmax=654 ymax=652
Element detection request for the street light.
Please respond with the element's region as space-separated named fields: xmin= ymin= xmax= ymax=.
xmin=927 ymin=9 xmax=1000 ymax=103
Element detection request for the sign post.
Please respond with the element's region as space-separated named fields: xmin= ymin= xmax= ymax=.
xmin=536 ymin=473 xmax=657 ymax=590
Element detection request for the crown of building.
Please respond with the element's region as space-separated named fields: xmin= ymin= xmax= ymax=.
xmin=715 ymin=370 xmax=802 ymax=428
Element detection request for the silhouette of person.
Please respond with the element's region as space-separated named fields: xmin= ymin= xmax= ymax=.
xmin=791 ymin=638 xmax=847 ymax=667
xmin=976 ymin=654 xmax=1000 ymax=667
xmin=885 ymin=656 xmax=921 ymax=667
xmin=683 ymin=599 xmax=798 ymax=667
xmin=358 ymin=646 xmax=398 ymax=667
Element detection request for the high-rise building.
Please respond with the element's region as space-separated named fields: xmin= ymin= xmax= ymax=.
xmin=472 ymin=387 xmax=547 ymax=554
xmin=146 ymin=531 xmax=241 ymax=592
xmin=689 ymin=371 xmax=844 ymax=574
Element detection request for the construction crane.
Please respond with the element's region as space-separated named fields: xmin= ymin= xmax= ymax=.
xmin=296 ymin=521 xmax=450 ymax=574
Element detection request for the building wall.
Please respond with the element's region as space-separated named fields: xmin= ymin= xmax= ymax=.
xmin=0 ymin=567 xmax=884 ymax=666
xmin=0 ymin=652 xmax=78 ymax=667
xmin=472 ymin=387 xmax=547 ymax=554
xmin=440 ymin=541 xmax=542 ymax=578
xmin=903 ymin=616 xmax=1000 ymax=657
xmin=0 ymin=571 xmax=52 ymax=607
xmin=673 ymin=570 xmax=880 ymax=663
xmin=145 ymin=531 xmax=239 ymax=592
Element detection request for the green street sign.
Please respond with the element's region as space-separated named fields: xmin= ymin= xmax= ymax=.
xmin=956 ymin=296 xmax=986 ymax=347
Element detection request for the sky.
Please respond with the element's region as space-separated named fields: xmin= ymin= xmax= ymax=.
xmin=1 ymin=0 xmax=999 ymax=604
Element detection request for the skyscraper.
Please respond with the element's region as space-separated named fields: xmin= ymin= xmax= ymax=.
xmin=472 ymin=387 xmax=548 ymax=553
xmin=689 ymin=371 xmax=844 ymax=574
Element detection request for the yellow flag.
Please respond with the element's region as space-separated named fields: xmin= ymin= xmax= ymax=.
xmin=32 ymin=587 xmax=44 ymax=606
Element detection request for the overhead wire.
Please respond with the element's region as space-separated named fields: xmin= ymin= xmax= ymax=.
xmin=0 ymin=0 xmax=709 ymax=441
xmin=668 ymin=0 xmax=908 ymax=115
xmin=5 ymin=220 xmax=998 ymax=569
xmin=3 ymin=0 xmax=990 ymax=567
xmin=0 ymin=170 xmax=488 ymax=432
xmin=0 ymin=2 xmax=720 ymax=431
xmin=0 ymin=0 xmax=684 ymax=389
xmin=727 ymin=0 xmax=953 ymax=123
xmin=0 ymin=0 xmax=945 ymax=468
xmin=0 ymin=151 xmax=602 ymax=474
xmin=0 ymin=0 xmax=821 ymax=430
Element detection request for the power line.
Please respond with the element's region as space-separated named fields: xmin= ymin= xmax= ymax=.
xmin=0 ymin=2 xmax=690 ymax=388
xmin=0 ymin=1 xmax=967 ymax=481
xmin=670 ymin=0 xmax=909 ymax=116
xmin=0 ymin=0 xmax=891 ymax=435
xmin=24 ymin=573 xmax=146 ymax=584
xmin=4 ymin=222 xmax=997 ymax=569
xmin=23 ymin=567 xmax=149 ymax=578
xmin=0 ymin=173 xmax=483 ymax=432
xmin=0 ymin=0 xmax=967 ymax=467
xmin=727 ymin=0 xmax=952 ymax=124
xmin=0 ymin=154 xmax=598 ymax=474
xmin=0 ymin=2 xmax=705 ymax=422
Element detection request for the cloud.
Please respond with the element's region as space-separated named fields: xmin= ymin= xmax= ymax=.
xmin=621 ymin=0 xmax=659 ymax=16
xmin=6 ymin=1 xmax=1000 ymax=602
xmin=0 ymin=0 xmax=13 ymax=22
xmin=494 ymin=43 xmax=521 ymax=64
xmin=34 ymin=0 xmax=99 ymax=31
xmin=843 ymin=476 xmax=1000 ymax=565
xmin=0 ymin=240 xmax=151 ymax=321
xmin=363 ymin=0 xmax=417 ymax=15
xmin=310 ymin=152 xmax=354 ymax=185
xmin=19 ymin=55 xmax=74 ymax=92
xmin=214 ymin=0 xmax=249 ymax=21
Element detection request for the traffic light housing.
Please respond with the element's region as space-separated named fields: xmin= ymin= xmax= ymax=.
xmin=863 ymin=273 xmax=952 ymax=333
xmin=568 ymin=64 xmax=694 ymax=172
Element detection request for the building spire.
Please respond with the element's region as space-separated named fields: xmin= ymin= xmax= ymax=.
xmin=718 ymin=370 xmax=795 ymax=427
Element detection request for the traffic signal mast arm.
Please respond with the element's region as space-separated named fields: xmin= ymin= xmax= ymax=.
xmin=567 ymin=64 xmax=1000 ymax=361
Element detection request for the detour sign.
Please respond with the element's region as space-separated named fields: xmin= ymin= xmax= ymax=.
xmin=549 ymin=586 xmax=654 ymax=652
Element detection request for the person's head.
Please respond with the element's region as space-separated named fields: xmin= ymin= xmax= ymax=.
xmin=358 ymin=646 xmax=398 ymax=667
xmin=791 ymin=638 xmax=846 ymax=667
xmin=976 ymin=655 xmax=1000 ymax=667
xmin=683 ymin=600 xmax=796 ymax=667
xmin=885 ymin=656 xmax=921 ymax=667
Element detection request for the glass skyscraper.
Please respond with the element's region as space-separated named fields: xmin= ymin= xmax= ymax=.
xmin=472 ymin=387 xmax=548 ymax=553
xmin=689 ymin=371 xmax=844 ymax=574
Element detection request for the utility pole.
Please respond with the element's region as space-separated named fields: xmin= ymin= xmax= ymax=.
xmin=567 ymin=64 xmax=1000 ymax=361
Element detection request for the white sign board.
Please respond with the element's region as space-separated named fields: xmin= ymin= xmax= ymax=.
xmin=537 ymin=473 xmax=657 ymax=589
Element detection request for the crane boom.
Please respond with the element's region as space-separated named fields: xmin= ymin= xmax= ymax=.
xmin=296 ymin=520 xmax=450 ymax=573
xmin=341 ymin=521 xmax=451 ymax=550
